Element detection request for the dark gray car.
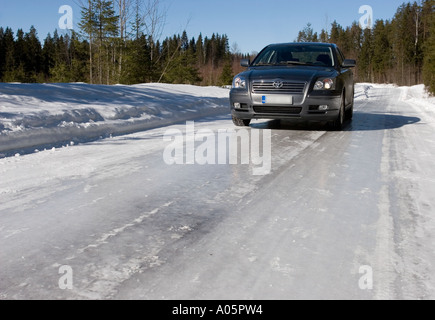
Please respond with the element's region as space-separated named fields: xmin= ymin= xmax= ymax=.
xmin=230 ymin=42 xmax=356 ymax=130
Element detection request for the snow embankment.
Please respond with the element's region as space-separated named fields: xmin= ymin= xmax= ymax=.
xmin=0 ymin=83 xmax=230 ymax=155
xmin=398 ymin=84 xmax=435 ymax=108
xmin=355 ymin=82 xmax=435 ymax=104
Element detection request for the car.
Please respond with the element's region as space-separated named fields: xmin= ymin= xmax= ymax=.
xmin=229 ymin=42 xmax=356 ymax=130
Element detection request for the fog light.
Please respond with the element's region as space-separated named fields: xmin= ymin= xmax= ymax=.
xmin=319 ymin=105 xmax=329 ymax=111
xmin=234 ymin=103 xmax=241 ymax=109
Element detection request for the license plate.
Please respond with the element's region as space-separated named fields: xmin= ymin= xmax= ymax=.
xmin=262 ymin=95 xmax=293 ymax=105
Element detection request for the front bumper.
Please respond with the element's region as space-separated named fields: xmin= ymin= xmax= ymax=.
xmin=230 ymin=89 xmax=341 ymax=122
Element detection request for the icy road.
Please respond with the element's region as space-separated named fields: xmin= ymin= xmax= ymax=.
xmin=1 ymin=84 xmax=435 ymax=300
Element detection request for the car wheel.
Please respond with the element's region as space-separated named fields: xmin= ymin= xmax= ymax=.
xmin=330 ymin=92 xmax=345 ymax=131
xmin=346 ymin=104 xmax=354 ymax=120
xmin=232 ymin=115 xmax=251 ymax=127
xmin=346 ymin=88 xmax=354 ymax=120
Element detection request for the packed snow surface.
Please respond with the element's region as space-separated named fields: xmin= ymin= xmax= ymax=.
xmin=1 ymin=82 xmax=435 ymax=300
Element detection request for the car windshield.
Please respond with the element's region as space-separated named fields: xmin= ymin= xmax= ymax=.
xmin=252 ymin=44 xmax=335 ymax=68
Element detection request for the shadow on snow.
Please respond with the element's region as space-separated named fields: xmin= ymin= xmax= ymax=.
xmin=250 ymin=112 xmax=421 ymax=132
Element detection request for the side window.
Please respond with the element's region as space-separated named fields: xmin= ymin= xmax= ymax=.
xmin=336 ymin=48 xmax=345 ymax=66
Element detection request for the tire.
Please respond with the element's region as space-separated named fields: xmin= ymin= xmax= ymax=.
xmin=232 ymin=115 xmax=251 ymax=127
xmin=330 ymin=92 xmax=345 ymax=131
xmin=346 ymin=104 xmax=354 ymax=120
xmin=345 ymin=88 xmax=354 ymax=120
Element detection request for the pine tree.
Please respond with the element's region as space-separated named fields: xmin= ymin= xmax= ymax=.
xmin=181 ymin=31 xmax=189 ymax=51
xmin=12 ymin=29 xmax=27 ymax=81
xmin=422 ymin=0 xmax=435 ymax=94
xmin=42 ymin=33 xmax=56 ymax=80
xmin=348 ymin=22 xmax=363 ymax=56
xmin=24 ymin=26 xmax=43 ymax=82
xmin=132 ymin=0 xmax=144 ymax=40
xmin=359 ymin=28 xmax=374 ymax=82
xmin=372 ymin=20 xmax=392 ymax=83
xmin=0 ymin=28 xmax=4 ymax=76
xmin=329 ymin=21 xmax=344 ymax=47
xmin=196 ymin=33 xmax=204 ymax=66
xmin=1 ymin=28 xmax=15 ymax=82
xmin=79 ymin=0 xmax=97 ymax=83
xmin=123 ymin=34 xmax=151 ymax=84
xmin=69 ymin=31 xmax=89 ymax=82
xmin=219 ymin=58 xmax=233 ymax=86
xmin=319 ymin=29 xmax=329 ymax=43
xmin=0 ymin=28 xmax=5 ymax=80
xmin=79 ymin=0 xmax=119 ymax=84
xmin=163 ymin=52 xmax=201 ymax=85
xmin=346 ymin=22 xmax=363 ymax=80
xmin=94 ymin=0 xmax=119 ymax=84
xmin=392 ymin=3 xmax=418 ymax=85
xmin=297 ymin=23 xmax=318 ymax=42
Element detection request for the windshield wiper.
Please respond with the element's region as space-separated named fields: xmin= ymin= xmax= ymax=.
xmin=253 ymin=62 xmax=276 ymax=66
xmin=253 ymin=61 xmax=313 ymax=66
xmin=281 ymin=61 xmax=310 ymax=65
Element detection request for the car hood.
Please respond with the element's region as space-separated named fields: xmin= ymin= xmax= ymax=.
xmin=242 ymin=66 xmax=337 ymax=83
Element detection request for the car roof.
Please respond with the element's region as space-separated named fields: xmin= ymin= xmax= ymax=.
xmin=266 ymin=42 xmax=337 ymax=48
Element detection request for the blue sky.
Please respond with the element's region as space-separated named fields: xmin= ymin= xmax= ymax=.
xmin=0 ymin=0 xmax=409 ymax=54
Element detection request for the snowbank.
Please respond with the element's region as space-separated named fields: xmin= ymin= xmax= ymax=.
xmin=398 ymin=84 xmax=435 ymax=106
xmin=355 ymin=82 xmax=435 ymax=105
xmin=0 ymin=83 xmax=230 ymax=155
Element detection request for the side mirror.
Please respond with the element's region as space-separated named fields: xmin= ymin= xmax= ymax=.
xmin=241 ymin=59 xmax=251 ymax=67
xmin=342 ymin=59 xmax=356 ymax=68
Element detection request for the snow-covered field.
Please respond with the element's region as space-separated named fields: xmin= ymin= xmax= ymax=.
xmin=0 ymin=83 xmax=229 ymax=156
xmin=1 ymin=82 xmax=435 ymax=300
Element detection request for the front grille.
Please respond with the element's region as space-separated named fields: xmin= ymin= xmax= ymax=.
xmin=252 ymin=81 xmax=306 ymax=94
xmin=253 ymin=106 xmax=302 ymax=115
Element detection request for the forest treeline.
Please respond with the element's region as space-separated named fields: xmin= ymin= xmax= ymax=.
xmin=0 ymin=0 xmax=237 ymax=87
xmin=0 ymin=0 xmax=434 ymax=94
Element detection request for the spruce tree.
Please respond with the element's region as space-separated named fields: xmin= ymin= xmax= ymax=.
xmin=319 ymin=29 xmax=329 ymax=43
xmin=219 ymin=58 xmax=233 ymax=86
xmin=78 ymin=0 xmax=97 ymax=83
xmin=123 ymin=35 xmax=151 ymax=84
xmin=12 ymin=29 xmax=27 ymax=82
xmin=1 ymin=28 xmax=15 ymax=82
xmin=372 ymin=20 xmax=392 ymax=83
xmin=0 ymin=28 xmax=4 ymax=80
xmin=196 ymin=33 xmax=204 ymax=66
xmin=359 ymin=28 xmax=374 ymax=82
xmin=422 ymin=0 xmax=435 ymax=94
xmin=42 ymin=33 xmax=56 ymax=80
xmin=70 ymin=31 xmax=90 ymax=82
xmin=329 ymin=21 xmax=344 ymax=47
xmin=297 ymin=23 xmax=318 ymax=42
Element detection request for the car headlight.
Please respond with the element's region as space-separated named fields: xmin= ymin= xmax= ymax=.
xmin=233 ymin=76 xmax=247 ymax=89
xmin=314 ymin=78 xmax=335 ymax=90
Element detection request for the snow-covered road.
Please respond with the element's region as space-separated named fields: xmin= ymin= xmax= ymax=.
xmin=1 ymin=84 xmax=435 ymax=300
